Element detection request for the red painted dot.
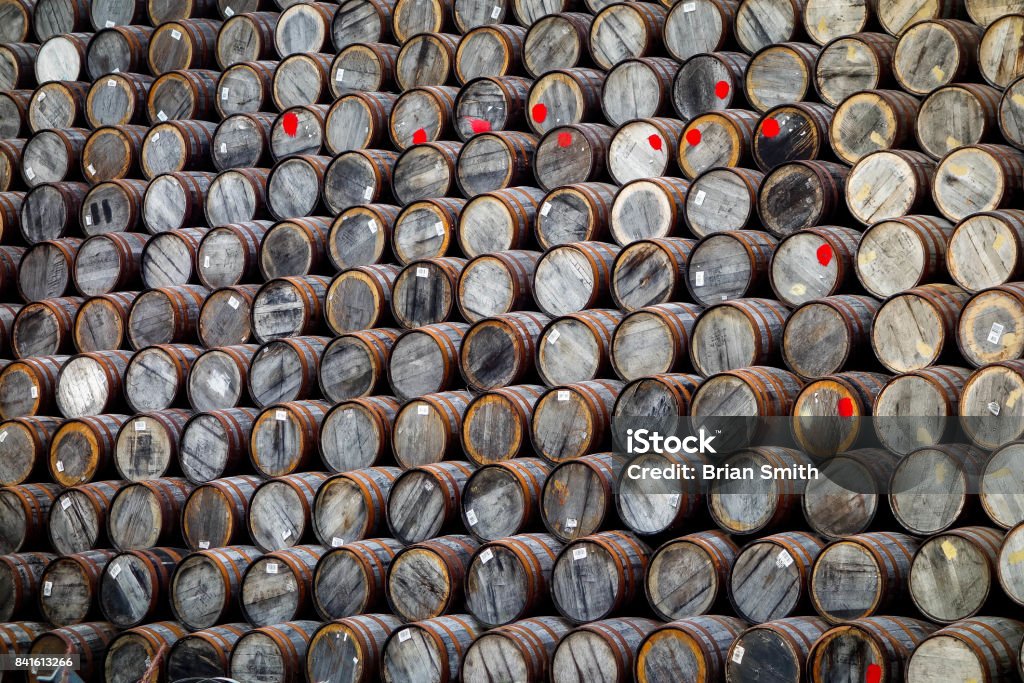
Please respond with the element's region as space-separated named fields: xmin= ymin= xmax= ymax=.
xmin=468 ymin=118 xmax=491 ymax=133
xmin=714 ymin=80 xmax=730 ymax=99
xmin=685 ymin=129 xmax=702 ymax=146
xmin=412 ymin=128 xmax=427 ymax=144
xmin=532 ymin=103 xmax=548 ymax=123
xmin=648 ymin=134 xmax=662 ymax=151
xmin=816 ymin=244 xmax=833 ymax=266
xmin=837 ymin=397 xmax=855 ymax=418
xmin=282 ymin=112 xmax=298 ymax=137
xmin=762 ymin=117 xmax=781 ymax=137
xmin=866 ymin=663 xmax=882 ymax=683
xmin=557 ymin=132 xmax=572 ymax=148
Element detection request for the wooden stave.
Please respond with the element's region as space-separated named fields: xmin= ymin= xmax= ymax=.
xmin=311 ymin=540 xmax=404 ymax=620
xmin=0 ymin=416 xmax=61 ymax=486
xmin=248 ymin=335 xmax=329 ymax=408
xmin=319 ymin=395 xmax=400 ymax=472
xmin=387 ymin=321 xmax=467 ymax=402
xmin=769 ymin=225 xmax=862 ymax=307
xmin=541 ymin=452 xmax=624 ymax=543
xmin=311 ymin=466 xmax=400 ymax=547
xmin=537 ymin=308 xmax=623 ymax=386
xmin=106 ymin=477 xmax=194 ymax=551
xmin=384 ymin=534 xmax=479 ymax=621
xmin=644 ymin=531 xmax=740 ymax=621
xmin=813 ymin=32 xmax=897 ymax=107
xmin=806 ymin=616 xmax=937 ymax=683
xmin=391 ymin=391 xmax=472 ymax=468
xmin=386 ymin=462 xmax=474 ymax=544
xmin=249 ymin=401 xmax=331 ymax=478
xmin=179 ymin=409 xmax=259 ymax=483
xmin=781 ymin=294 xmax=881 ymax=379
xmin=0 ymin=355 xmax=70 ymax=419
xmin=758 ymin=159 xmax=850 ymax=237
xmin=530 ymin=379 xmax=623 ymax=464
xmin=460 ymin=456 xmax=551 ymax=540
xmin=97 ymin=546 xmax=185 ymax=629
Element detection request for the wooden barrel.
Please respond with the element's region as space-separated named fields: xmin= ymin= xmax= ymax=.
xmin=249 ymin=401 xmax=330 ymax=478
xmin=917 ymin=83 xmax=1002 ymax=160
xmin=35 ymin=33 xmax=91 ymax=84
xmin=0 ymin=190 xmax=24 ymax=242
xmin=269 ymin=104 xmax=329 ymax=160
xmin=142 ymin=171 xmax=215 ymax=234
xmin=181 ymin=476 xmax=259 ymax=553
xmin=179 ymin=408 xmax=258 ymax=483
xmin=381 ymin=615 xmax=482 ymax=683
xmin=536 ymin=310 xmax=621 ymax=386
xmin=532 ymin=241 xmax=617 ymax=316
xmin=112 ymin=409 xmax=190 ymax=481
xmin=610 ymin=303 xmax=700 ymax=381
xmin=0 ymin=416 xmax=60 ymax=486
xmin=0 ymin=483 xmax=59 ymax=554
xmin=533 ymin=123 xmax=615 ymax=191
xmin=457 ymin=250 xmax=539 ymax=322
xmin=460 ymin=383 xmax=542 ymax=466
xmin=550 ymin=531 xmax=650 ymax=623
xmin=257 ymin=219 xmax=331 ymax=283
xmin=541 ymin=453 xmax=623 ymax=542
xmin=40 ymin=483 xmax=113 ymax=557
xmin=230 ymin=620 xmax=319 ymax=682
xmin=0 ymin=140 xmax=25 ymax=193
xmin=239 ymin=545 xmax=325 ymax=627
xmin=85 ymin=24 xmax=153 ymax=80
xmin=464 ymin=533 xmax=562 ymax=627
xmin=386 ymin=535 xmax=479 ymax=621
xmin=28 ymin=622 xmax=120 ymax=683
xmin=146 ymin=69 xmax=220 ymax=125
xmin=107 ymin=478 xmax=192 ymax=550
xmin=758 ymin=160 xmax=849 ymax=237
xmin=139 ymin=227 xmax=204 ymax=289
xmin=814 ymin=32 xmax=897 ymax=107
xmin=250 ymin=274 xmax=329 ymax=343
xmin=388 ymin=322 xmax=466 ymax=401
xmin=17 ymin=238 xmax=80 ymax=301
xmin=48 ymin=414 xmax=129 ymax=486
xmin=456 ymin=190 xmax=540 ymax=260
xmin=0 ymin=89 xmax=29 ymax=138
xmin=613 ymin=373 xmax=701 ymax=420
xmin=312 ymin=467 xmax=399 ymax=546
xmin=456 ymin=135 xmax=538 ymax=200
xmin=455 ymin=24 xmax=527 ymax=84
xmin=169 ymin=545 xmax=259 ymax=629
xmin=703 ymin=446 xmax=812 ymax=533
xmin=266 ymin=155 xmax=331 ymax=220
xmin=770 ymin=227 xmax=859 ymax=308
xmin=803 ymin=0 xmax=879 ymax=43
xmin=644 ymin=531 xmax=738 ymax=621
xmin=535 ymin=182 xmax=615 ymax=249
xmin=186 ymin=345 xmax=254 ymax=411
xmin=215 ymin=64 xmax=277 ymax=121
xmin=910 ymin=527 xmax=1004 ymax=623
xmin=387 ymin=462 xmax=473 ymax=543
xmin=216 ymin=11 xmax=277 ymax=67
xmin=392 ymin=0 xmax=455 ymax=43
xmin=147 ymin=18 xmax=221 ymax=75
xmin=725 ymin=617 xmax=828 ymax=682
xmin=531 ymin=380 xmax=622 ymax=463
xmin=982 ymin=442 xmax=1024 ymax=529
xmin=678 ymin=109 xmax=759 ymax=180
xmin=689 ymin=298 xmax=790 ymax=375
xmin=306 ymin=614 xmax=404 ymax=683
xmin=684 ymin=168 xmax=762 ymax=239
xmin=0 ymin=355 xmax=69 ymax=419
xmin=327 ymin=205 xmax=401 ymax=270
xmin=636 ymin=615 xmax=747 ymax=683
xmin=20 ymin=181 xmax=88 ymax=242
xmin=672 ymin=51 xmax=750 ymax=122
xmin=550 ymin=618 xmax=660 ymax=683
xmin=524 ymin=13 xmax=598 ymax=76
xmin=662 ymin=0 xmax=736 ymax=60
xmin=453 ymin=75 xmax=530 ymax=140
xmin=934 ymin=144 xmax=1024 ymax=221
xmin=389 ymin=256 xmax=465 ymax=328
xmin=323 ymin=150 xmax=399 ymax=215
xmin=332 ymin=0 xmax=395 ymax=49
xmin=827 ymin=90 xmax=918 ymax=166
xmin=781 ymin=295 xmax=880 ymax=379
xmin=203 ymin=169 xmax=269 ymax=230
xmin=274 ymin=1 xmax=337 ymax=56
xmin=958 ymin=284 xmax=1024 ymax=370
xmin=325 ymin=90 xmax=396 ymax=153
xmin=197 ymin=221 xmax=272 ymax=287
xmin=196 ymin=285 xmax=257 ymax=347
xmin=947 ymin=210 xmax=1024 ymax=293
xmin=69 ymin=233 xmax=144 ymax=298
xmin=729 ymin=531 xmax=824 ymax=623
xmin=999 ymin=522 xmax=1024 ymax=607
xmin=81 ymin=123 xmax=147 ymax=182
xmin=0 ymin=1 xmax=32 ymax=43
xmin=318 ymin=329 xmax=396 ymax=403
xmin=845 ymin=149 xmax=935 ymax=225
xmin=810 ymin=532 xmax=919 ymax=623
xmin=36 ymin=549 xmax=115 ymax=626
xmin=871 ymin=283 xmax=969 ymax=373
xmin=806 ymin=616 xmax=936 ymax=683
xmin=461 ymin=458 xmax=549 ymax=542
xmin=168 ymin=623 xmax=248 ymax=682
xmin=249 ymin=335 xmax=328 ymax=407
xmin=391 ymin=142 xmax=461 ymax=208
xmin=19 ymin=128 xmax=88 ymax=189
xmin=98 ymin=546 xmax=184 ymax=628
xmin=527 ymin=67 xmax=604 ymax=136
xmin=684 ymin=231 xmax=775 ymax=305
xmin=27 ymin=81 xmax=88 ymax=133
xmin=312 ymin=539 xmax=403 ymax=619
xmin=124 ymin=341 xmax=201 ymax=413
xmin=888 ymin=442 xmax=984 ymax=530
xmin=329 ymin=43 xmax=400 ymax=98
xmin=744 ymin=43 xmax=820 ymax=115
xmin=462 ymin=616 xmax=572 ymax=683
xmin=390 ymin=197 xmax=464 ymax=264
xmin=616 ymin=439 xmax=709 ymax=535
xmin=391 ymin=392 xmax=472 ymax=468
xmin=79 ymin=179 xmax=147 ymax=237
xmin=54 ymin=350 xmax=132 ymax=419
xmin=734 ymin=0 xmax=807 ymax=53
xmin=857 ymin=213 xmax=955 ymax=296
xmin=588 ymin=1 xmax=666 ymax=70
xmin=11 ymin=297 xmax=80 ymax=359
xmin=873 ymin=366 xmax=970 ymax=455
xmin=320 ymin=397 xmax=399 ymax=473
xmin=893 ymin=19 xmax=981 ymax=96
xmin=103 ymin=621 xmax=188 ymax=683
xmin=141 ymin=121 xmax=217 ymax=182
xmin=907 ymin=617 xmax=1024 ymax=682
xmin=0 ymin=551 xmax=51 ymax=622
xmin=395 ymin=32 xmax=460 ymax=90
xmin=1000 ymin=73 xmax=1024 ymax=150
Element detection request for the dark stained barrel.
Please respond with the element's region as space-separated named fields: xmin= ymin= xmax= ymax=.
xmin=180 ymin=474 xmax=260 ymax=549
xmin=312 ymin=539 xmax=404 ymax=620
xmin=18 ymin=239 xmax=82 ymax=302
xmin=0 ymin=551 xmax=51 ymax=622
xmin=229 ymin=620 xmax=319 ymax=682
xmin=306 ymin=614 xmax=404 ymax=683
xmin=28 ymin=622 xmax=120 ymax=683
xmin=99 ymin=546 xmax=184 ymax=628
xmin=0 ymin=356 xmax=70 ymax=419
xmin=807 ymin=617 xmax=937 ymax=682
xmin=103 ymin=621 xmax=189 ymax=683
xmin=179 ymin=408 xmax=258 ymax=483
xmin=802 ymin=449 xmax=899 ymax=539
xmin=395 ymin=32 xmax=460 ymax=90
xmin=167 ymin=624 xmax=248 ymax=682
xmin=550 ymin=530 xmax=651 ymax=623
xmin=725 ymin=617 xmax=829 ymax=682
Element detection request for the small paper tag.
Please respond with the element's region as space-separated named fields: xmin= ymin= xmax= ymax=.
xmin=732 ymin=645 xmax=745 ymax=664
xmin=0 ymin=431 xmax=6 ymax=443
xmin=55 ymin=461 xmax=64 ymax=472
xmin=152 ymin=133 xmax=159 ymax=141
xmin=107 ymin=79 xmax=116 ymax=87
xmin=557 ymin=390 xmax=570 ymax=401
xmin=417 ymin=405 xmax=429 ymax=415
xmin=85 ymin=215 xmax=92 ymax=225
xmin=275 ymin=410 xmax=287 ymax=421
xmin=199 ymin=540 xmax=210 ymax=549
xmin=171 ymin=29 xmax=182 ymax=40
xmin=157 ymin=111 xmax=167 ymax=121
xmin=368 ymin=219 xmax=378 ymax=234
xmin=565 ymin=517 xmax=578 ymax=529
xmin=87 ymin=164 xmax=96 ymax=176
xmin=988 ymin=322 xmax=1005 ymax=344
xmin=398 ymin=629 xmax=412 ymax=642
xmin=695 ymin=271 xmax=704 ymax=287
xmin=266 ymin=562 xmax=278 ymax=574
xmin=335 ymin=68 xmax=345 ymax=82
xmin=204 ymin=255 xmax=211 ymax=268
xmin=989 ymin=402 xmax=1001 ymax=416
xmin=37 ymin=92 xmax=45 ymax=101
xmin=693 ymin=190 xmax=706 ymax=206
xmin=24 ymin=167 xmax=34 ymax=180
xmin=416 ymin=267 xmax=428 ymax=277
xmin=61 ymin=497 xmax=72 ymax=510
xmin=776 ymin=549 xmax=793 ymax=568
xmin=480 ymin=548 xmax=494 ymax=564
xmin=363 ymin=186 xmax=373 ymax=200
xmin=548 ymin=329 xmax=560 ymax=344
xmin=110 ymin=563 xmax=122 ymax=579
xmin=434 ymin=221 xmax=444 ymax=236
xmin=30 ymin=387 xmax=37 ymax=398
xmin=43 ymin=581 xmax=52 ymax=597
xmin=282 ymin=528 xmax=292 ymax=540
xmin=683 ymin=1 xmax=696 ymax=10
xmin=228 ymin=296 xmax=240 ymax=309
xmin=332 ymin=537 xmax=344 ymax=547
xmin=224 ymin=6 xmax=234 ymax=15
xmin=667 ymin=493 xmax=680 ymax=508
xmin=221 ymin=88 xmax=230 ymax=101
xmin=466 ymin=509 xmax=478 ymax=525
xmin=540 ymin=202 xmax=551 ymax=216
xmin=105 ymin=20 xmax=115 ymax=27
xmin=423 ymin=480 xmax=434 ymax=491
xmin=572 ymin=547 xmax=587 ymax=560
xmin=135 ymin=420 xmax=146 ymax=431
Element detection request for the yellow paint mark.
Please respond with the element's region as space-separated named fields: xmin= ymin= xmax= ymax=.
xmin=946 ymin=136 xmax=961 ymax=149
xmin=934 ymin=462 xmax=946 ymax=481
xmin=947 ymin=163 xmax=970 ymax=176
xmin=846 ymin=43 xmax=857 ymax=60
xmin=854 ymin=184 xmax=871 ymax=202
xmin=916 ymin=339 xmax=933 ymax=357
xmin=869 ymin=131 xmax=886 ymax=146
xmin=859 ymin=250 xmax=877 ymax=264
xmin=1008 ymin=388 xmax=1023 ymax=408
xmin=790 ymin=283 xmax=807 ymax=296
xmin=932 ymin=65 xmax=946 ymax=81
xmin=1012 ymin=93 xmax=1024 ymax=108
xmin=994 ymin=233 xmax=1007 ymax=251
xmin=987 ymin=467 xmax=1012 ymax=479
xmin=941 ymin=540 xmax=957 ymax=560
xmin=915 ymin=426 xmax=931 ymax=444
xmin=1008 ymin=549 xmax=1024 ymax=564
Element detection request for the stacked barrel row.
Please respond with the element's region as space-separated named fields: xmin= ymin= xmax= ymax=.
xmin=5 ymin=0 xmax=1024 ymax=680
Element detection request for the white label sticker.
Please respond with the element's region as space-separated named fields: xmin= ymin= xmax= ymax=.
xmin=221 ymin=88 xmax=230 ymax=101
xmin=135 ymin=420 xmax=146 ymax=431
xmin=0 ymin=431 xmax=6 ymax=443
xmin=398 ymin=629 xmax=412 ymax=642
xmin=548 ymin=329 xmax=560 ymax=344
xmin=110 ymin=563 xmax=122 ymax=579
xmin=423 ymin=480 xmax=434 ymax=491
xmin=87 ymin=164 xmax=96 ymax=175
xmin=557 ymin=390 xmax=570 ymax=401
xmin=480 ymin=548 xmax=494 ymax=564
xmin=204 ymin=255 xmax=211 ymax=268
xmin=667 ymin=493 xmax=680 ymax=508
xmin=61 ymin=497 xmax=72 ymax=510
xmin=490 ymin=5 xmax=501 ymax=17
xmin=199 ymin=540 xmax=210 ymax=549
xmin=220 ymin=142 xmax=227 ymax=153
xmin=776 ymin=549 xmax=794 ymax=568
xmin=55 ymin=460 xmax=64 ymax=472
xmin=417 ymin=405 xmax=429 ymax=415
xmin=335 ymin=68 xmax=345 ymax=82
xmin=368 ymin=219 xmax=378 ymax=234
xmin=732 ymin=645 xmax=745 ymax=664
xmin=30 ymin=387 xmax=37 ymax=398
xmin=416 ymin=267 xmax=428 ymax=277
xmin=224 ymin=6 xmax=234 ymax=15
xmin=434 ymin=221 xmax=444 ymax=236
xmin=695 ymin=271 xmax=704 ymax=287
xmin=466 ymin=509 xmax=478 ymax=525
xmin=37 ymin=92 xmax=45 ymax=101
xmin=24 ymin=167 xmax=34 ymax=180
xmin=989 ymin=401 xmax=1001 ymax=416
xmin=565 ymin=517 xmax=578 ymax=529
xmin=152 ymin=133 xmax=159 ymax=141
xmin=988 ymin=322 xmax=1005 ymax=344
xmin=363 ymin=186 xmax=373 ymax=200
xmin=572 ymin=547 xmax=587 ymax=561
xmin=282 ymin=528 xmax=292 ymax=540
xmin=693 ymin=189 xmax=706 ymax=206
xmin=266 ymin=562 xmax=278 ymax=574
xmin=275 ymin=410 xmax=287 ymax=421
xmin=540 ymin=202 xmax=551 ymax=216
xmin=171 ymin=29 xmax=182 ymax=40
xmin=85 ymin=215 xmax=92 ymax=225
xmin=157 ymin=111 xmax=167 ymax=121
xmin=43 ymin=581 xmax=52 ymax=596
xmin=105 ymin=20 xmax=115 ymax=27
xmin=107 ymin=79 xmax=116 ymax=87
xmin=332 ymin=536 xmax=344 ymax=547
xmin=228 ymin=296 xmax=240 ymax=309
